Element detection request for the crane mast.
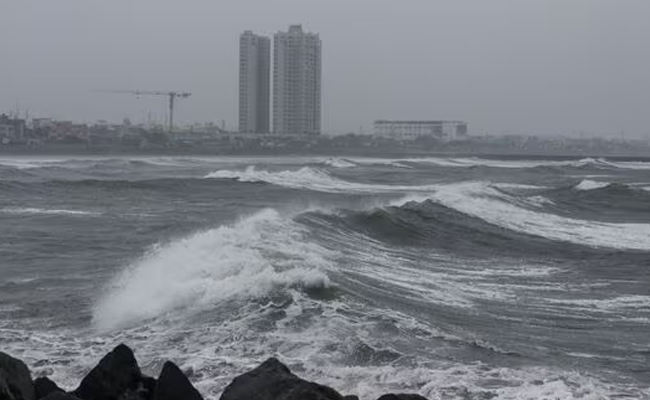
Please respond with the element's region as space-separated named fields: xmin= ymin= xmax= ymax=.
xmin=98 ymin=90 xmax=191 ymax=132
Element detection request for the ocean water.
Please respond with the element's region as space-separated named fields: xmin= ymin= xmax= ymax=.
xmin=0 ymin=155 xmax=649 ymax=400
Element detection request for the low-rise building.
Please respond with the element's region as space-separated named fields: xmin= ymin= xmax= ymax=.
xmin=0 ymin=114 xmax=27 ymax=144
xmin=374 ymin=120 xmax=468 ymax=142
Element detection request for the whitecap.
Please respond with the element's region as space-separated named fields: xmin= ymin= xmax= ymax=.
xmin=402 ymin=182 xmax=650 ymax=251
xmin=92 ymin=209 xmax=334 ymax=331
xmin=205 ymin=166 xmax=439 ymax=194
xmin=574 ymin=179 xmax=610 ymax=191
xmin=0 ymin=207 xmax=100 ymax=216
xmin=321 ymin=158 xmax=357 ymax=169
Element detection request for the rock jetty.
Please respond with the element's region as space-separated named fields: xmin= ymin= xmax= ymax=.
xmin=0 ymin=344 xmax=426 ymax=400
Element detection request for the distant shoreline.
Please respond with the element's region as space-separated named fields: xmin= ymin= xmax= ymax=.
xmin=1 ymin=144 xmax=650 ymax=162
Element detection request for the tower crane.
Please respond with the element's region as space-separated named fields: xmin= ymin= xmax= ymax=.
xmin=98 ymin=90 xmax=191 ymax=132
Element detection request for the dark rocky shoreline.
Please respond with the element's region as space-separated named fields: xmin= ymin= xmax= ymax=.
xmin=1 ymin=345 xmax=427 ymax=400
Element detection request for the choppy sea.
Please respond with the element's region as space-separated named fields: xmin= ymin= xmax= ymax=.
xmin=1 ymin=155 xmax=649 ymax=399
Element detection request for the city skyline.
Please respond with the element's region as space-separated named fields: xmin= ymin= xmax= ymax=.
xmin=1 ymin=1 xmax=649 ymax=137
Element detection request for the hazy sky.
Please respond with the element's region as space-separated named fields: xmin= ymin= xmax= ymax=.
xmin=1 ymin=0 xmax=649 ymax=137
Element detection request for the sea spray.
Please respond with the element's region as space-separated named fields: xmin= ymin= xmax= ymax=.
xmin=92 ymin=209 xmax=333 ymax=331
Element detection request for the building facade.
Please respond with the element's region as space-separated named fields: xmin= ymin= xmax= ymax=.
xmin=273 ymin=25 xmax=321 ymax=135
xmin=0 ymin=114 xmax=27 ymax=145
xmin=374 ymin=120 xmax=468 ymax=142
xmin=239 ymin=31 xmax=271 ymax=133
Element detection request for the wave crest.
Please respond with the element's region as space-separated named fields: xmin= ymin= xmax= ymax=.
xmin=0 ymin=207 xmax=100 ymax=216
xmin=391 ymin=182 xmax=650 ymax=251
xmin=92 ymin=209 xmax=333 ymax=331
xmin=205 ymin=166 xmax=439 ymax=193
xmin=321 ymin=158 xmax=357 ymax=168
xmin=574 ymin=179 xmax=610 ymax=191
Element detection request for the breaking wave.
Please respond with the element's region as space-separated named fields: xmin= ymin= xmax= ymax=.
xmin=205 ymin=166 xmax=438 ymax=193
xmin=570 ymin=179 xmax=650 ymax=196
xmin=92 ymin=209 xmax=333 ymax=331
xmin=399 ymin=156 xmax=649 ymax=170
xmin=350 ymin=158 xmax=413 ymax=169
xmin=390 ymin=182 xmax=650 ymax=251
xmin=571 ymin=157 xmax=618 ymax=169
xmin=574 ymin=179 xmax=610 ymax=191
xmin=321 ymin=157 xmax=357 ymax=168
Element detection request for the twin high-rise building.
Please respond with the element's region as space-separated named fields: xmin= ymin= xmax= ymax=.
xmin=238 ymin=31 xmax=270 ymax=133
xmin=273 ymin=25 xmax=322 ymax=136
xmin=238 ymin=25 xmax=321 ymax=135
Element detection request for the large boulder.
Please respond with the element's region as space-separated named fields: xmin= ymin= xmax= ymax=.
xmin=219 ymin=358 xmax=343 ymax=400
xmin=73 ymin=345 xmax=142 ymax=400
xmin=376 ymin=395 xmax=428 ymax=400
xmin=0 ymin=352 xmax=34 ymax=400
xmin=152 ymin=362 xmax=202 ymax=400
xmin=34 ymin=377 xmax=63 ymax=400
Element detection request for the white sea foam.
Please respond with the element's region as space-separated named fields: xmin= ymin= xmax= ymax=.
xmin=388 ymin=193 xmax=435 ymax=206
xmin=321 ymin=157 xmax=357 ymax=168
xmin=572 ymin=157 xmax=616 ymax=169
xmin=205 ymin=166 xmax=438 ymax=193
xmin=11 ymin=293 xmax=641 ymax=400
xmin=402 ymin=156 xmax=650 ymax=171
xmin=610 ymin=160 xmax=650 ymax=170
xmin=399 ymin=181 xmax=650 ymax=251
xmin=92 ymin=209 xmax=334 ymax=331
xmin=420 ymin=157 xmax=561 ymax=169
xmin=205 ymin=166 xmax=353 ymax=191
xmin=399 ymin=157 xmax=560 ymax=169
xmin=395 ymin=156 xmax=642 ymax=171
xmin=542 ymin=295 xmax=650 ymax=312
xmin=0 ymin=158 xmax=61 ymax=169
xmin=492 ymin=183 xmax=546 ymax=190
xmin=524 ymin=195 xmax=556 ymax=207
xmin=3 ymin=277 xmax=39 ymax=285
xmin=348 ymin=158 xmax=412 ymax=169
xmin=0 ymin=157 xmax=106 ymax=170
xmin=574 ymin=179 xmax=610 ymax=191
xmin=0 ymin=207 xmax=100 ymax=216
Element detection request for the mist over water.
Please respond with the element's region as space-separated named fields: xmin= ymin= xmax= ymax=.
xmin=1 ymin=155 xmax=649 ymax=399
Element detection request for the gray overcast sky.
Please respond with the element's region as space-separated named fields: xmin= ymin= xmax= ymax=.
xmin=1 ymin=0 xmax=649 ymax=137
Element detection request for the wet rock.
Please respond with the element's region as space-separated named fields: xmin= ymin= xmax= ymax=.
xmin=118 ymin=375 xmax=156 ymax=400
xmin=376 ymin=395 xmax=428 ymax=400
xmin=40 ymin=393 xmax=83 ymax=400
xmin=153 ymin=362 xmax=202 ymax=400
xmin=219 ymin=358 xmax=343 ymax=400
xmin=139 ymin=377 xmax=156 ymax=400
xmin=0 ymin=352 xmax=34 ymax=400
xmin=73 ymin=345 xmax=142 ymax=400
xmin=34 ymin=377 xmax=63 ymax=400
xmin=1 ymin=376 xmax=10 ymax=400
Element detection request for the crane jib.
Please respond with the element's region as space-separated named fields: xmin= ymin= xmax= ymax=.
xmin=96 ymin=89 xmax=191 ymax=132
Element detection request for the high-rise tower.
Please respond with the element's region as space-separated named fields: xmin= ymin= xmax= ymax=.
xmin=273 ymin=25 xmax=321 ymax=135
xmin=239 ymin=31 xmax=270 ymax=133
